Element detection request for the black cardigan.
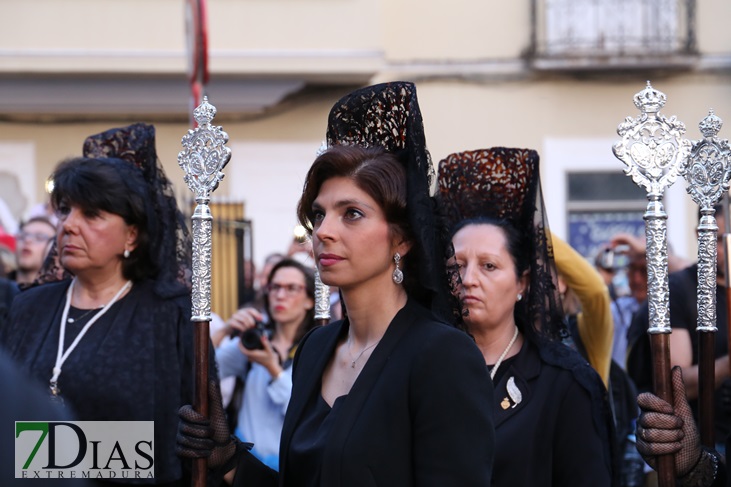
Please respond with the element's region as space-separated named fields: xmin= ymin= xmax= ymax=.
xmin=2 ymin=279 xmax=195 ymax=485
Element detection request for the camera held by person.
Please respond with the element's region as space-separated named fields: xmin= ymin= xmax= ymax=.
xmin=240 ymin=321 xmax=273 ymax=350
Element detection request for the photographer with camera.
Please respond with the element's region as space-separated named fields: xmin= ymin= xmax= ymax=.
xmin=215 ymin=257 xmax=317 ymax=471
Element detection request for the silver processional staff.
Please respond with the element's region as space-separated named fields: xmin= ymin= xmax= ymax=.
xmin=682 ymin=109 xmax=731 ymax=447
xmin=178 ymin=96 xmax=231 ymax=487
xmin=613 ymin=81 xmax=692 ymax=487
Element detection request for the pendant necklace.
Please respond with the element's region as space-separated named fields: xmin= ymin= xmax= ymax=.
xmin=348 ymin=338 xmax=381 ymax=369
xmin=489 ymin=326 xmax=519 ymax=380
xmin=50 ymin=278 xmax=132 ymax=401
xmin=67 ymin=306 xmax=101 ymax=324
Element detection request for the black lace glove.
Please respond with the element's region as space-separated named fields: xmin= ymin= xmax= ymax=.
xmin=636 ymin=366 xmax=701 ymax=477
xmin=177 ymin=380 xmax=238 ymax=469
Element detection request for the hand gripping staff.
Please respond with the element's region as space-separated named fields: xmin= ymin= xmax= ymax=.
xmin=178 ymin=97 xmax=231 ymax=487
xmin=612 ymin=82 xmax=692 ymax=487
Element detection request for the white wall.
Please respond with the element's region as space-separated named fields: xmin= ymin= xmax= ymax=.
xmin=228 ymin=141 xmax=320 ymax=269
xmin=0 ymin=141 xmax=36 ymax=233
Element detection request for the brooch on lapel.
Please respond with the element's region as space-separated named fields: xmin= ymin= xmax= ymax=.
xmin=500 ymin=376 xmax=523 ymax=410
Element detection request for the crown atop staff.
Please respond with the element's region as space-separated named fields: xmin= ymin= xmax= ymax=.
xmin=699 ymin=109 xmax=723 ymax=139
xmin=633 ymin=81 xmax=667 ymax=114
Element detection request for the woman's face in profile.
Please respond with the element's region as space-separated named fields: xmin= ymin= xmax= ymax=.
xmin=310 ymin=176 xmax=397 ymax=291
xmin=56 ymin=203 xmax=138 ymax=277
xmin=450 ymin=223 xmax=525 ymax=331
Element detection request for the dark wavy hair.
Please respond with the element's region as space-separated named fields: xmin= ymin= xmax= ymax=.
xmin=50 ymin=157 xmax=155 ymax=282
xmin=263 ymin=258 xmax=317 ymax=348
xmin=297 ymin=145 xmax=423 ymax=298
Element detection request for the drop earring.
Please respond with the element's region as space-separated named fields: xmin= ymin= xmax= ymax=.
xmin=516 ymin=293 xmax=523 ymax=302
xmin=123 ymin=249 xmax=130 ymax=259
xmin=392 ymin=252 xmax=404 ymax=284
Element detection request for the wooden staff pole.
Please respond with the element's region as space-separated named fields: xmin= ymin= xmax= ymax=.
xmin=723 ymin=192 xmax=731 ymax=380
xmin=645 ymin=204 xmax=679 ymax=487
xmin=178 ymin=98 xmax=231 ymax=487
xmin=694 ymin=210 xmax=718 ymax=448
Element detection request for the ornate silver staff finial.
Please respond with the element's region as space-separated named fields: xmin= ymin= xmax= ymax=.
xmin=632 ymin=80 xmax=667 ymax=114
xmin=313 ymin=140 xmax=331 ymax=323
xmin=684 ymin=109 xmax=731 ymax=330
xmin=613 ymin=82 xmax=692 ymax=334
xmin=699 ymin=109 xmax=723 ymax=139
xmin=178 ymin=96 xmax=232 ymax=321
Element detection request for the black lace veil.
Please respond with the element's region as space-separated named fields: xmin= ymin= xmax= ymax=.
xmin=437 ymin=147 xmax=565 ymax=341
xmin=36 ymin=123 xmax=192 ymax=298
xmin=325 ymin=81 xmax=451 ymax=317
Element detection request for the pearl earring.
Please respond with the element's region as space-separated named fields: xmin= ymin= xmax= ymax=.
xmin=516 ymin=293 xmax=523 ymax=302
xmin=392 ymin=252 xmax=404 ymax=284
xmin=123 ymin=249 xmax=130 ymax=259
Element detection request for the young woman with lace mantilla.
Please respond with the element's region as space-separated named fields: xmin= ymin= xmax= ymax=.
xmin=177 ymin=82 xmax=495 ymax=486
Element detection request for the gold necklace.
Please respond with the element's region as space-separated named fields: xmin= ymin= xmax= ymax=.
xmin=348 ymin=339 xmax=381 ymax=368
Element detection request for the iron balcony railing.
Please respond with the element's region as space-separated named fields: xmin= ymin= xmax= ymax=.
xmin=530 ymin=0 xmax=696 ymax=69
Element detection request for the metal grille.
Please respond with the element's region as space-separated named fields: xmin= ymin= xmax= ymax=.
xmin=532 ymin=0 xmax=695 ymax=58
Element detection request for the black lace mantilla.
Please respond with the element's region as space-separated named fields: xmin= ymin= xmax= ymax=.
xmin=436 ymin=147 xmax=565 ymax=340
xmin=324 ymin=82 xmax=450 ymax=317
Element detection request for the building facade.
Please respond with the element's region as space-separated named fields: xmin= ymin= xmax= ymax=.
xmin=1 ymin=0 xmax=729 ymax=267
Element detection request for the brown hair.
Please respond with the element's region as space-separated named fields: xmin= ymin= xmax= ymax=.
xmin=296 ymin=144 xmax=418 ymax=290
xmin=298 ymin=145 xmax=409 ymax=238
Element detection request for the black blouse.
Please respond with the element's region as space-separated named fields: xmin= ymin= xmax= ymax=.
xmin=289 ymin=393 xmax=347 ymax=486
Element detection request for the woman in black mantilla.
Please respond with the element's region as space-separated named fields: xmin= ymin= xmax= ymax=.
xmin=437 ymin=148 xmax=617 ymax=486
xmin=177 ymin=82 xmax=495 ymax=486
xmin=1 ymin=123 xmax=196 ymax=485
